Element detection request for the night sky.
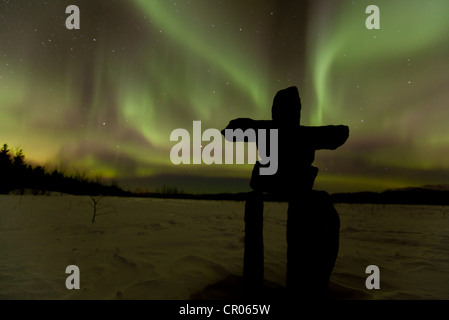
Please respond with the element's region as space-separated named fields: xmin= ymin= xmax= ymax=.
xmin=1 ymin=0 xmax=449 ymax=194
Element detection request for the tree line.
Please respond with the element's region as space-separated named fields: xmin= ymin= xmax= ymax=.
xmin=0 ymin=143 xmax=128 ymax=196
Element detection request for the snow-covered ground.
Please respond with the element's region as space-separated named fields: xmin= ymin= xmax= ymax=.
xmin=1 ymin=195 xmax=448 ymax=300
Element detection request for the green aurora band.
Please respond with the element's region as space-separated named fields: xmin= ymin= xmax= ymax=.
xmin=1 ymin=0 xmax=449 ymax=193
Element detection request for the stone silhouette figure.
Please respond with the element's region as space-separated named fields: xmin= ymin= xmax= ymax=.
xmin=222 ymin=86 xmax=349 ymax=299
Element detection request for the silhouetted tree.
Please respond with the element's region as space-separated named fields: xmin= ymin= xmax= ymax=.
xmin=0 ymin=144 xmax=13 ymax=193
xmin=13 ymin=149 xmax=25 ymax=168
xmin=11 ymin=149 xmax=26 ymax=194
xmin=0 ymin=144 xmax=11 ymax=163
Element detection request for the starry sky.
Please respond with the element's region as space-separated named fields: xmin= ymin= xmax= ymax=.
xmin=1 ymin=0 xmax=449 ymax=194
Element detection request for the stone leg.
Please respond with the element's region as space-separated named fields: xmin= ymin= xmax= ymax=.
xmin=286 ymin=191 xmax=340 ymax=299
xmin=243 ymin=191 xmax=264 ymax=295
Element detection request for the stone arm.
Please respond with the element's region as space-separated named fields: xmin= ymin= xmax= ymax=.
xmin=221 ymin=119 xmax=349 ymax=150
xmin=221 ymin=118 xmax=269 ymax=142
xmin=302 ymin=125 xmax=350 ymax=150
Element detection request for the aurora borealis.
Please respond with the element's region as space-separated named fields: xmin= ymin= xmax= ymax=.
xmin=1 ymin=0 xmax=449 ymax=194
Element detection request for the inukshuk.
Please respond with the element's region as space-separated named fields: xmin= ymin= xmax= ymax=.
xmin=222 ymin=86 xmax=349 ymax=298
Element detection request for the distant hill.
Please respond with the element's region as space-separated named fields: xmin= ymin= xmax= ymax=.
xmin=331 ymin=185 xmax=449 ymax=206
xmin=133 ymin=185 xmax=449 ymax=206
